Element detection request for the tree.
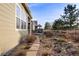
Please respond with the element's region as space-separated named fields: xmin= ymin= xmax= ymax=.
xmin=44 ymin=22 xmax=51 ymax=30
xmin=62 ymin=4 xmax=79 ymax=29
xmin=52 ymin=18 xmax=64 ymax=30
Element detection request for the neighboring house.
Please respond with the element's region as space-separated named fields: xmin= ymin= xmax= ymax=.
xmin=0 ymin=3 xmax=32 ymax=55
xmin=31 ymin=20 xmax=38 ymax=32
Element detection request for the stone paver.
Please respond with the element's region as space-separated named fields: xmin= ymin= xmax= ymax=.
xmin=26 ymin=36 xmax=40 ymax=56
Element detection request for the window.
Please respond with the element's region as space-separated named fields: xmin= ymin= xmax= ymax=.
xmin=16 ymin=17 xmax=20 ymax=29
xmin=21 ymin=20 xmax=24 ymax=29
xmin=24 ymin=22 xmax=26 ymax=29
xmin=16 ymin=5 xmax=27 ymax=30
xmin=16 ymin=5 xmax=20 ymax=18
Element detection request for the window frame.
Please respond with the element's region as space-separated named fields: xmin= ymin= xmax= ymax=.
xmin=15 ymin=4 xmax=27 ymax=31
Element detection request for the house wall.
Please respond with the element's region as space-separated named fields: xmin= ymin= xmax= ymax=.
xmin=17 ymin=4 xmax=29 ymax=36
xmin=32 ymin=21 xmax=37 ymax=31
xmin=0 ymin=3 xmax=29 ymax=55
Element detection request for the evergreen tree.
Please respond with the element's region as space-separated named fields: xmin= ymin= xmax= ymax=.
xmin=44 ymin=22 xmax=51 ymax=30
xmin=52 ymin=18 xmax=64 ymax=30
xmin=62 ymin=4 xmax=79 ymax=29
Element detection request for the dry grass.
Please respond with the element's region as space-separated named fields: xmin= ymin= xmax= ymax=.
xmin=41 ymin=48 xmax=52 ymax=56
xmin=26 ymin=35 xmax=37 ymax=43
xmin=4 ymin=35 xmax=37 ymax=56
xmin=67 ymin=31 xmax=79 ymax=43
xmin=11 ymin=35 xmax=37 ymax=56
xmin=37 ymin=30 xmax=79 ymax=56
xmin=16 ymin=44 xmax=30 ymax=49
xmin=44 ymin=30 xmax=53 ymax=38
xmin=37 ymin=35 xmax=52 ymax=56
xmin=6 ymin=43 xmax=31 ymax=56
xmin=10 ymin=49 xmax=26 ymax=56
xmin=20 ymin=35 xmax=37 ymax=44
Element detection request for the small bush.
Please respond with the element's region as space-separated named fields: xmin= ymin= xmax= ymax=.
xmin=64 ymin=33 xmax=71 ymax=39
xmin=16 ymin=53 xmax=25 ymax=56
xmin=23 ymin=45 xmax=30 ymax=49
xmin=71 ymin=35 xmax=79 ymax=42
xmin=15 ymin=44 xmax=26 ymax=49
xmin=20 ymin=35 xmax=37 ymax=44
xmin=26 ymin=35 xmax=37 ymax=43
xmin=9 ymin=49 xmax=26 ymax=56
xmin=44 ymin=30 xmax=53 ymax=37
xmin=42 ymin=52 xmax=50 ymax=56
xmin=19 ymin=35 xmax=36 ymax=44
xmin=70 ymin=32 xmax=79 ymax=42
xmin=44 ymin=44 xmax=52 ymax=48
xmin=15 ymin=50 xmax=26 ymax=56
xmin=57 ymin=32 xmax=71 ymax=40
xmin=42 ymin=49 xmax=51 ymax=56
xmin=15 ymin=43 xmax=31 ymax=49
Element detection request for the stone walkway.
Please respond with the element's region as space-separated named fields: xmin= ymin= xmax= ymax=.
xmin=26 ymin=36 xmax=40 ymax=56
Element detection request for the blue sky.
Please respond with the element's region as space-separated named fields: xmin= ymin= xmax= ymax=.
xmin=28 ymin=3 xmax=79 ymax=28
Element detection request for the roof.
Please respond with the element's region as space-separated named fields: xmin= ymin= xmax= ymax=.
xmin=22 ymin=3 xmax=32 ymax=19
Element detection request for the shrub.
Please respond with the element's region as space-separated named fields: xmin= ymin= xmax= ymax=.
xmin=26 ymin=35 xmax=37 ymax=43
xmin=20 ymin=35 xmax=37 ymax=44
xmin=23 ymin=45 xmax=30 ymax=49
xmin=74 ymin=35 xmax=79 ymax=42
xmin=71 ymin=34 xmax=79 ymax=42
xmin=64 ymin=33 xmax=71 ymax=39
xmin=19 ymin=36 xmax=27 ymax=44
xmin=57 ymin=31 xmax=71 ymax=40
xmin=42 ymin=52 xmax=50 ymax=56
xmin=44 ymin=43 xmax=52 ymax=48
xmin=12 ymin=49 xmax=26 ymax=56
xmin=16 ymin=44 xmax=31 ymax=49
xmin=44 ymin=30 xmax=53 ymax=37
xmin=70 ymin=32 xmax=79 ymax=42
xmin=42 ymin=49 xmax=51 ymax=56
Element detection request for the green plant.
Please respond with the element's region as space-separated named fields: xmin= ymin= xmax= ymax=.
xmin=52 ymin=19 xmax=64 ymax=30
xmin=44 ymin=22 xmax=51 ymax=30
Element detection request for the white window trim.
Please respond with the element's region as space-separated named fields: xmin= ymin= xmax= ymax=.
xmin=15 ymin=4 xmax=27 ymax=31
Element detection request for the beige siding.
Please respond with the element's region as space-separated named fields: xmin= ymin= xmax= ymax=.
xmin=0 ymin=3 xmax=21 ymax=55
